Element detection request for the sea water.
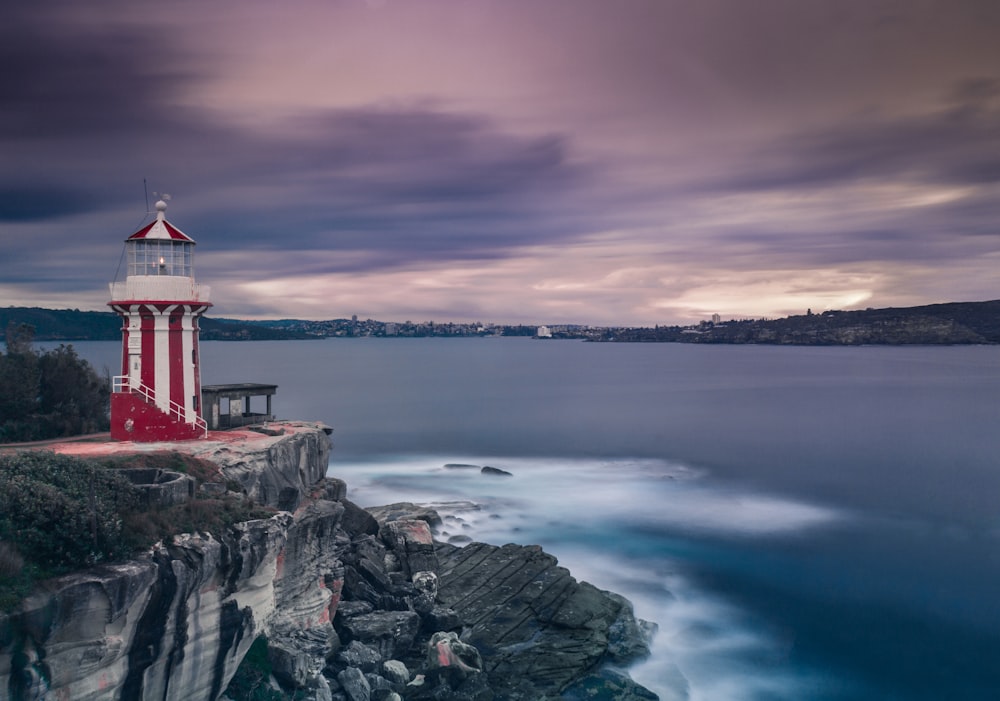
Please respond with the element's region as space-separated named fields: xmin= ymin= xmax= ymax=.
xmin=67 ymin=338 xmax=1000 ymax=700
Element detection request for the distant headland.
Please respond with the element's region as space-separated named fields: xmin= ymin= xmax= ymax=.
xmin=3 ymin=299 xmax=999 ymax=345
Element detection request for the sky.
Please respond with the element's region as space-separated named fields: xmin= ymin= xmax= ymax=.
xmin=2 ymin=0 xmax=1000 ymax=326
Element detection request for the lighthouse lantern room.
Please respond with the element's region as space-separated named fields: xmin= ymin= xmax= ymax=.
xmin=108 ymin=199 xmax=211 ymax=441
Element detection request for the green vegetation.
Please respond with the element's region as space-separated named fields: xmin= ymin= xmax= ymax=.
xmin=0 ymin=323 xmax=110 ymax=442
xmin=0 ymin=450 xmax=276 ymax=611
xmin=0 ymin=451 xmax=140 ymax=608
xmin=224 ymin=636 xmax=307 ymax=701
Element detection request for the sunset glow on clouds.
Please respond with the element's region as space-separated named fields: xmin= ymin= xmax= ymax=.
xmin=2 ymin=0 xmax=1000 ymax=324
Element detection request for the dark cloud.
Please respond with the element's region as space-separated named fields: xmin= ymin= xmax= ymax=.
xmin=0 ymin=187 xmax=96 ymax=222
xmin=0 ymin=3 xmax=203 ymax=140
xmin=709 ymin=82 xmax=1000 ymax=194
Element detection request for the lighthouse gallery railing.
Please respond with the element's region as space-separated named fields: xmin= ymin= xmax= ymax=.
xmin=113 ymin=375 xmax=208 ymax=437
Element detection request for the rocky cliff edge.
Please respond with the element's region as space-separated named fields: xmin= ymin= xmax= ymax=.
xmin=1 ymin=422 xmax=659 ymax=701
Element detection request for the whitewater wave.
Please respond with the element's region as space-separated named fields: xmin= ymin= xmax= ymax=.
xmin=328 ymin=455 xmax=845 ymax=700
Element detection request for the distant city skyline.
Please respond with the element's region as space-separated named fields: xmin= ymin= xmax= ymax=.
xmin=3 ymin=1 xmax=1000 ymax=326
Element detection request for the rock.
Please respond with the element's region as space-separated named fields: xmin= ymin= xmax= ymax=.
xmin=323 ymin=477 xmax=348 ymax=501
xmin=372 ymin=691 xmax=402 ymax=701
xmin=434 ymin=541 xmax=650 ymax=697
xmin=335 ymin=600 xmax=375 ymax=620
xmin=480 ymin=466 xmax=512 ymax=477
xmin=382 ymin=659 xmax=411 ymax=685
xmin=380 ymin=519 xmax=439 ymax=577
xmin=189 ymin=421 xmax=333 ymax=508
xmin=337 ymin=666 xmax=371 ymax=701
xmin=335 ymin=641 xmax=383 ymax=673
xmin=339 ymin=610 xmax=420 ymax=660
xmin=341 ymin=499 xmax=381 ymax=536
xmin=365 ymin=672 xmax=394 ymax=694
xmin=422 ymin=606 xmax=462 ymax=633
xmin=443 ymin=463 xmax=480 ymax=469
xmin=366 ymin=502 xmax=443 ymax=529
xmin=411 ymin=571 xmax=438 ymax=614
xmin=562 ymin=667 xmax=662 ymax=701
xmin=426 ymin=631 xmax=483 ymax=675
xmin=604 ymin=590 xmax=658 ymax=664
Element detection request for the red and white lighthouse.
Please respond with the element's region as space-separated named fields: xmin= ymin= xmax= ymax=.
xmin=108 ymin=199 xmax=211 ymax=441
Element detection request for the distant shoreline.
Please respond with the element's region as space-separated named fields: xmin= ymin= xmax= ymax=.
xmin=3 ymin=299 xmax=999 ymax=345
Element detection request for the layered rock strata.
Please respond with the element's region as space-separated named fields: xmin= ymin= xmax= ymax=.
xmin=1 ymin=425 xmax=658 ymax=701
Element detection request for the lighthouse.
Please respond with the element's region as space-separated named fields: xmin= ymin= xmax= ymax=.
xmin=108 ymin=199 xmax=211 ymax=441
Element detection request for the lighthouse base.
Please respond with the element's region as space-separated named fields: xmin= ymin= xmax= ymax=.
xmin=111 ymin=393 xmax=206 ymax=442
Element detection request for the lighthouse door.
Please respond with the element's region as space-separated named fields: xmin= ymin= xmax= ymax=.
xmin=129 ymin=354 xmax=141 ymax=390
xmin=127 ymin=323 xmax=142 ymax=390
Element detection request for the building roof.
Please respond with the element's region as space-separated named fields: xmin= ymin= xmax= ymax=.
xmin=126 ymin=200 xmax=195 ymax=243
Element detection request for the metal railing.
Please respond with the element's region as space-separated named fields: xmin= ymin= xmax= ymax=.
xmin=108 ymin=278 xmax=211 ymax=302
xmin=113 ymin=375 xmax=208 ymax=437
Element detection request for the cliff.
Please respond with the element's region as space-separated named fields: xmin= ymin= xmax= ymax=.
xmin=0 ymin=423 xmax=657 ymax=701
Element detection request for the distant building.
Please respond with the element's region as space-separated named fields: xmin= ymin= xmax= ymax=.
xmin=385 ymin=323 xmax=398 ymax=336
xmin=711 ymin=314 xmax=721 ymax=325
xmin=537 ymin=325 xmax=552 ymax=338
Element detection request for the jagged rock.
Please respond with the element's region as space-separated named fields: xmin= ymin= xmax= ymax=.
xmin=382 ymin=659 xmax=411 ymax=684
xmin=341 ymin=499 xmax=381 ymax=536
xmin=422 ymin=606 xmax=462 ymax=632
xmin=338 ymin=666 xmax=371 ymax=701
xmin=480 ymin=466 xmax=512 ymax=477
xmin=604 ymin=591 xmax=658 ymax=664
xmin=0 ymin=424 xmax=657 ymax=701
xmin=335 ymin=640 xmax=383 ymax=673
xmin=367 ymin=502 xmax=443 ymax=529
xmin=411 ymin=570 xmax=438 ymax=614
xmin=335 ymin=600 xmax=375 ymax=620
xmin=340 ymin=611 xmax=420 ymax=660
xmin=380 ymin=519 xmax=439 ymax=577
xmin=562 ymin=668 xmax=662 ymax=700
xmin=323 ymin=477 xmax=348 ymax=501
xmin=188 ymin=421 xmax=333 ymax=508
xmin=427 ymin=631 xmax=483 ymax=674
xmin=434 ymin=541 xmax=657 ymax=698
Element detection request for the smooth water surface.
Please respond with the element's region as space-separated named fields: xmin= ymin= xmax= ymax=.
xmin=68 ymin=338 xmax=1000 ymax=700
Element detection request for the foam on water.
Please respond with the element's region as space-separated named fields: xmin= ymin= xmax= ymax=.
xmin=329 ymin=454 xmax=847 ymax=700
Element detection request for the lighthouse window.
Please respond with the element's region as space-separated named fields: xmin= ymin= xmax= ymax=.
xmin=128 ymin=240 xmax=193 ymax=277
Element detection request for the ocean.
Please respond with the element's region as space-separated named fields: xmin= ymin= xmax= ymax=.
xmin=66 ymin=338 xmax=1000 ymax=700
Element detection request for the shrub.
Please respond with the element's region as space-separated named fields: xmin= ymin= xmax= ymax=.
xmin=0 ymin=452 xmax=139 ymax=572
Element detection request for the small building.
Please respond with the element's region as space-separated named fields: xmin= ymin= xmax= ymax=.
xmin=108 ymin=199 xmax=211 ymax=441
xmin=201 ymin=383 xmax=277 ymax=430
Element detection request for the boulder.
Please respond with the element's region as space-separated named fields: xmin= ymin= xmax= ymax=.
xmin=340 ymin=610 xmax=420 ymax=661
xmin=381 ymin=659 xmax=410 ymax=685
xmin=366 ymin=502 xmax=443 ymax=529
xmin=335 ymin=641 xmax=383 ymax=673
xmin=480 ymin=466 xmax=512 ymax=477
xmin=337 ymin=666 xmax=371 ymax=701
xmin=380 ymin=519 xmax=439 ymax=577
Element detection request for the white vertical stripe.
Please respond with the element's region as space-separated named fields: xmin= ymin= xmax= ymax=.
xmin=181 ymin=310 xmax=196 ymax=422
xmin=128 ymin=307 xmax=142 ymax=389
xmin=153 ymin=306 xmax=176 ymax=412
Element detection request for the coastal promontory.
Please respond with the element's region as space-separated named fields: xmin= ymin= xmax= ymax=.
xmin=0 ymin=422 xmax=657 ymax=700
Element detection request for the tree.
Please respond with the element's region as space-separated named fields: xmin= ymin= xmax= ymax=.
xmin=0 ymin=325 xmax=110 ymax=442
xmin=37 ymin=345 xmax=110 ymax=436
